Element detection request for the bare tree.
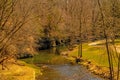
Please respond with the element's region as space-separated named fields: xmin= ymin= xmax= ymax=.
xmin=0 ymin=0 xmax=32 ymax=69
xmin=97 ymin=0 xmax=117 ymax=79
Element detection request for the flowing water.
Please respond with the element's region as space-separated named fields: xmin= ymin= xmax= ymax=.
xmin=22 ymin=46 xmax=104 ymax=80
xmin=36 ymin=64 xmax=103 ymax=80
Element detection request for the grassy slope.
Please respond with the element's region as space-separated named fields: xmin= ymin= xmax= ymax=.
xmin=0 ymin=61 xmax=42 ymax=80
xmin=69 ymin=39 xmax=120 ymax=67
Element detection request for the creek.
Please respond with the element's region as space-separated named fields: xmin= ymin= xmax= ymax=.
xmin=22 ymin=46 xmax=104 ymax=80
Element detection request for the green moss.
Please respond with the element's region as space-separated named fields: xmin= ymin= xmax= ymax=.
xmin=19 ymin=61 xmax=42 ymax=76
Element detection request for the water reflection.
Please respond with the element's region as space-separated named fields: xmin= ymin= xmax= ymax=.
xmin=40 ymin=46 xmax=67 ymax=55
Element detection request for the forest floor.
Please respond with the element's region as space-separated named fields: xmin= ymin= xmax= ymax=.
xmin=68 ymin=39 xmax=120 ymax=79
xmin=0 ymin=60 xmax=42 ymax=80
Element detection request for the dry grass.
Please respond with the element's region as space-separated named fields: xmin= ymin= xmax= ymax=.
xmin=0 ymin=61 xmax=40 ymax=80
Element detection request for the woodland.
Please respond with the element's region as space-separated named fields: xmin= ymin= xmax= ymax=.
xmin=0 ymin=0 xmax=120 ymax=80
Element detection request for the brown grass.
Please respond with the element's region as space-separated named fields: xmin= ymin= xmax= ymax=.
xmin=0 ymin=61 xmax=36 ymax=80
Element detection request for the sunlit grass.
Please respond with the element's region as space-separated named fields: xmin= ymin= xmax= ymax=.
xmin=19 ymin=61 xmax=41 ymax=76
xmin=69 ymin=40 xmax=120 ymax=67
xmin=0 ymin=60 xmax=39 ymax=80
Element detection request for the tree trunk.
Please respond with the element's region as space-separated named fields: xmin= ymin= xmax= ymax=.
xmin=117 ymin=54 xmax=120 ymax=80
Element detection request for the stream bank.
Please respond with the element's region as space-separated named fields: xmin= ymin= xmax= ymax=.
xmin=78 ymin=58 xmax=118 ymax=80
xmin=66 ymin=43 xmax=118 ymax=80
xmin=62 ymin=54 xmax=110 ymax=80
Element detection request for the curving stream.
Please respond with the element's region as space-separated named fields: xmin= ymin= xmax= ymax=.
xmin=22 ymin=47 xmax=104 ymax=80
